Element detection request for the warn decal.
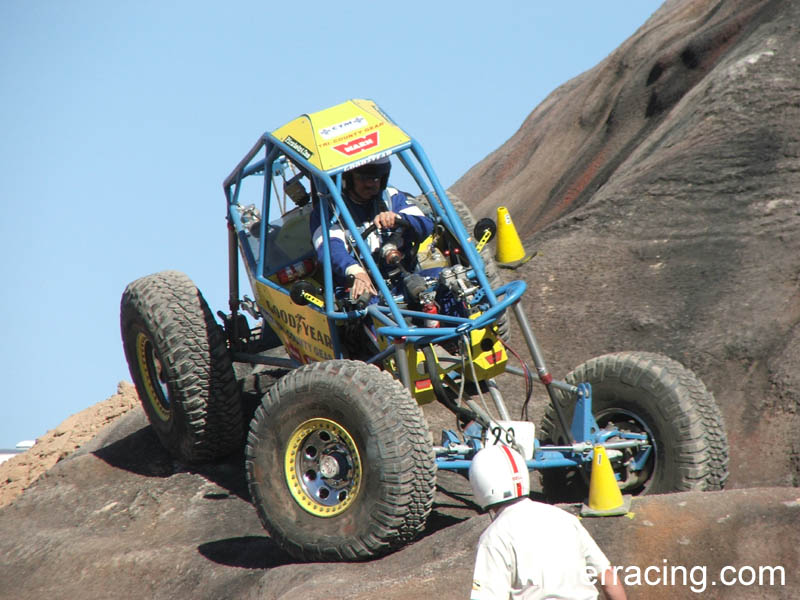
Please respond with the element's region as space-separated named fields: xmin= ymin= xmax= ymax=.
xmin=333 ymin=131 xmax=379 ymax=156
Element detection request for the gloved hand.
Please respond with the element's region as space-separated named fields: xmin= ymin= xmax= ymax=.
xmin=350 ymin=271 xmax=377 ymax=302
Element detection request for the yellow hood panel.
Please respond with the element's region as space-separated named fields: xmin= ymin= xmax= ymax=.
xmin=271 ymin=99 xmax=411 ymax=172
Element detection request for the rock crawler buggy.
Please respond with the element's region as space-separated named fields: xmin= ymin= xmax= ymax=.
xmin=120 ymin=99 xmax=729 ymax=562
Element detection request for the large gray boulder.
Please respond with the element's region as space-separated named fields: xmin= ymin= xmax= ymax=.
xmin=454 ymin=0 xmax=800 ymax=489
xmin=0 ymin=409 xmax=797 ymax=599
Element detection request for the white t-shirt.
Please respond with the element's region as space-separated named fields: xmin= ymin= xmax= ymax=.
xmin=470 ymin=499 xmax=611 ymax=600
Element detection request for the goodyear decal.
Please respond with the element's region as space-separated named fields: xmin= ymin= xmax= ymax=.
xmin=256 ymin=281 xmax=334 ymax=363
xmin=342 ymin=150 xmax=392 ymax=172
xmin=283 ymin=135 xmax=313 ymax=160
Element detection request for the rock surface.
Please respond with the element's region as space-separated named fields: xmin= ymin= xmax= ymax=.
xmin=2 ymin=0 xmax=799 ymax=598
xmin=454 ymin=0 xmax=800 ymax=490
xmin=0 ymin=408 xmax=797 ymax=599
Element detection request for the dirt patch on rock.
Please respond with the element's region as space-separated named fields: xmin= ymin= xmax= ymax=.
xmin=0 ymin=381 xmax=139 ymax=509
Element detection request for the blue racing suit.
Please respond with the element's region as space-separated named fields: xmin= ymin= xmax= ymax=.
xmin=309 ymin=188 xmax=433 ymax=287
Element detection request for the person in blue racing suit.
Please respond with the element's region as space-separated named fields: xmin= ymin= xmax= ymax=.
xmin=310 ymin=156 xmax=433 ymax=302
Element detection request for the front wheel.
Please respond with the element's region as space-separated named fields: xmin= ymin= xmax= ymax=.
xmin=245 ymin=360 xmax=436 ymax=561
xmin=539 ymin=352 xmax=729 ymax=499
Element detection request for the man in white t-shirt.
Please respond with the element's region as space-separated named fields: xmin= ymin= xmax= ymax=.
xmin=468 ymin=445 xmax=627 ymax=600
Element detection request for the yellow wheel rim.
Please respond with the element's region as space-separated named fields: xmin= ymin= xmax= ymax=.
xmin=284 ymin=418 xmax=362 ymax=517
xmin=135 ymin=332 xmax=170 ymax=422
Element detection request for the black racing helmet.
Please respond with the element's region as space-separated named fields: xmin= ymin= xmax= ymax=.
xmin=344 ymin=156 xmax=391 ymax=191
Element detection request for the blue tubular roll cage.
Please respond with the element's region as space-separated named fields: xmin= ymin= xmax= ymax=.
xmin=223 ymin=123 xmax=654 ymax=484
xmin=224 ymin=130 xmax=522 ymax=353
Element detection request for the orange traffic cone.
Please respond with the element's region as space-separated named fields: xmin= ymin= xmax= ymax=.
xmin=580 ymin=446 xmax=632 ymax=517
xmin=495 ymin=206 xmax=533 ymax=268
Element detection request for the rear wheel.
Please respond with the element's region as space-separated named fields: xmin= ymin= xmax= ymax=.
xmin=120 ymin=270 xmax=243 ymax=463
xmin=245 ymin=360 xmax=436 ymax=561
xmin=539 ymin=352 xmax=728 ymax=500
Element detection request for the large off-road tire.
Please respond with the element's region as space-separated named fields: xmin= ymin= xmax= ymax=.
xmin=120 ymin=270 xmax=243 ymax=463
xmin=539 ymin=352 xmax=728 ymax=500
xmin=245 ymin=360 xmax=436 ymax=561
xmin=446 ymin=194 xmax=510 ymax=340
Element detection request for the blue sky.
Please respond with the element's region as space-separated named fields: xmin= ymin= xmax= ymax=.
xmin=0 ymin=1 xmax=662 ymax=448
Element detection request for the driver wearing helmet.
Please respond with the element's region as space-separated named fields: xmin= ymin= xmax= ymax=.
xmin=468 ymin=445 xmax=627 ymax=600
xmin=309 ymin=156 xmax=433 ymax=301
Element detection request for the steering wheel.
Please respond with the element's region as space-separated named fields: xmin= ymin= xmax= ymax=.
xmin=360 ymin=214 xmax=420 ymax=265
xmin=360 ymin=213 xmax=412 ymax=239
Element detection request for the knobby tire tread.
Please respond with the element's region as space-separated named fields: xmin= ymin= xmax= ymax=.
xmin=245 ymin=360 xmax=435 ymax=561
xmin=120 ymin=270 xmax=242 ymax=463
xmin=539 ymin=351 xmax=728 ymax=497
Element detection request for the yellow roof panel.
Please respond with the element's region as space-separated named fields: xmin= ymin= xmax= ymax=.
xmin=271 ymin=99 xmax=411 ymax=172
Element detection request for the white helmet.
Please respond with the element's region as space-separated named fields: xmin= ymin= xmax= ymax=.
xmin=469 ymin=445 xmax=530 ymax=510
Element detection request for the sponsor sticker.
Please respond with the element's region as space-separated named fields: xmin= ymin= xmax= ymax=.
xmin=333 ymin=131 xmax=379 ymax=156
xmin=319 ymin=115 xmax=367 ymax=140
xmin=342 ymin=150 xmax=392 ymax=172
xmin=318 ymin=120 xmax=384 ymax=148
xmin=256 ymin=282 xmax=334 ymax=362
xmin=283 ymin=135 xmax=313 ymax=160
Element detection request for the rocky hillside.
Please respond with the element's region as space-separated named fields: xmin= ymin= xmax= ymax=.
xmin=0 ymin=407 xmax=797 ymax=599
xmin=454 ymin=0 xmax=800 ymax=489
xmin=1 ymin=0 xmax=798 ymax=598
